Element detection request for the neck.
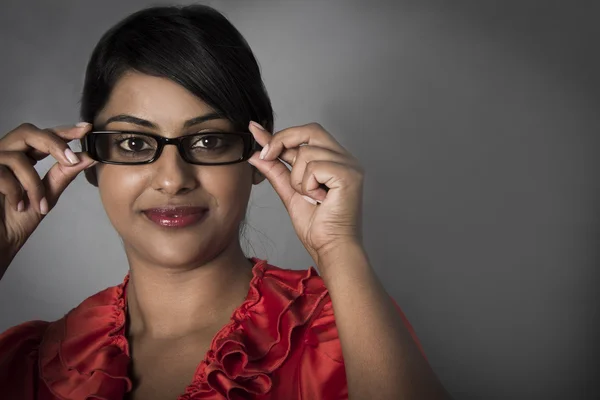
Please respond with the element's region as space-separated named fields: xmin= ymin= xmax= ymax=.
xmin=124 ymin=240 xmax=254 ymax=340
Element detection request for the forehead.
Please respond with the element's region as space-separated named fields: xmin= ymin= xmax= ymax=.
xmin=95 ymin=71 xmax=217 ymax=125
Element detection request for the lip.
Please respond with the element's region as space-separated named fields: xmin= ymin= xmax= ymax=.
xmin=142 ymin=206 xmax=208 ymax=228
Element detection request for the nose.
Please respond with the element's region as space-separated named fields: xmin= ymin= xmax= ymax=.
xmin=150 ymin=145 xmax=199 ymax=196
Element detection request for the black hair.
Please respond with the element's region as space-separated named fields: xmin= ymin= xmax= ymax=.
xmin=80 ymin=4 xmax=274 ymax=132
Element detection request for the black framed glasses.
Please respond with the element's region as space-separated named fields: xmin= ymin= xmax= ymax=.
xmin=82 ymin=131 xmax=260 ymax=165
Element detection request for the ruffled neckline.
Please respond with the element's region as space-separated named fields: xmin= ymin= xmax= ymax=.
xmin=38 ymin=258 xmax=328 ymax=400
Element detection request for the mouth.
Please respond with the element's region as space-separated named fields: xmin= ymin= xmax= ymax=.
xmin=142 ymin=206 xmax=209 ymax=228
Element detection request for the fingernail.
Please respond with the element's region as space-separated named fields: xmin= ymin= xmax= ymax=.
xmin=40 ymin=197 xmax=49 ymax=215
xmin=259 ymin=144 xmax=269 ymax=160
xmin=250 ymin=121 xmax=265 ymax=131
xmin=76 ymin=122 xmax=91 ymax=128
xmin=302 ymin=195 xmax=318 ymax=205
xmin=64 ymin=148 xmax=80 ymax=164
xmin=247 ymin=159 xmax=255 ymax=166
xmin=17 ymin=201 xmax=24 ymax=212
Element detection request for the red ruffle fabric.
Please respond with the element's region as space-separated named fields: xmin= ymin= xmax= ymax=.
xmin=0 ymin=259 xmax=425 ymax=399
xmin=39 ymin=273 xmax=132 ymax=400
xmin=39 ymin=259 xmax=332 ymax=399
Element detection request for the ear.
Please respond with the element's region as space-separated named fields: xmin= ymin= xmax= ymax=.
xmin=261 ymin=119 xmax=270 ymax=132
xmin=251 ymin=120 xmax=271 ymax=185
xmin=252 ymin=166 xmax=266 ymax=185
xmin=84 ymin=166 xmax=99 ymax=187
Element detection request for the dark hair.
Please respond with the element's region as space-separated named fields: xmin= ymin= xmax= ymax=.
xmin=80 ymin=5 xmax=274 ymax=132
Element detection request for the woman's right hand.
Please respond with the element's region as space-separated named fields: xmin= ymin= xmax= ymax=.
xmin=0 ymin=123 xmax=96 ymax=278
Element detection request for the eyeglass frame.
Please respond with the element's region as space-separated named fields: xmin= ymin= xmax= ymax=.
xmin=82 ymin=130 xmax=261 ymax=166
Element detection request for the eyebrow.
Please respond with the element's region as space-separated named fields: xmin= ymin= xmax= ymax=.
xmin=102 ymin=112 xmax=224 ymax=129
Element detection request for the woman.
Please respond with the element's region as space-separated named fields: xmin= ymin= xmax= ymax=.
xmin=0 ymin=5 xmax=450 ymax=400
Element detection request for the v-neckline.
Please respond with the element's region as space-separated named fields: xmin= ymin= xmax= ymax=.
xmin=38 ymin=259 xmax=327 ymax=400
xmin=121 ymin=259 xmax=263 ymax=399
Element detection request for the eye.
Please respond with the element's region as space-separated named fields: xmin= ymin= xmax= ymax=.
xmin=192 ymin=134 xmax=226 ymax=150
xmin=117 ymin=136 xmax=154 ymax=152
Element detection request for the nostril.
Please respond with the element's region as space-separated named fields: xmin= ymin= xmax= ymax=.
xmin=176 ymin=187 xmax=194 ymax=196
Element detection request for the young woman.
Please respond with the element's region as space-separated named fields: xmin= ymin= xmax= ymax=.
xmin=0 ymin=5 xmax=450 ymax=400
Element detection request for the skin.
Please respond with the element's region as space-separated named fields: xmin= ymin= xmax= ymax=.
xmin=251 ymin=124 xmax=452 ymax=400
xmin=93 ymin=72 xmax=266 ymax=398
xmin=93 ymin=72 xmax=261 ymax=342
xmin=0 ymin=70 xmax=451 ymax=399
xmin=0 ymin=123 xmax=97 ymax=276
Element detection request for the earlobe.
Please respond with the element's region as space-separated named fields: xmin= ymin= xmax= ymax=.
xmin=252 ymin=167 xmax=266 ymax=185
xmin=84 ymin=167 xmax=99 ymax=187
xmin=261 ymin=120 xmax=269 ymax=131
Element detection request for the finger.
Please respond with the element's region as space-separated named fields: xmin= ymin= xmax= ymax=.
xmin=3 ymin=128 xmax=84 ymax=166
xmin=248 ymin=152 xmax=298 ymax=209
xmin=0 ymin=151 xmax=46 ymax=214
xmin=289 ymin=145 xmax=351 ymax=201
xmin=1 ymin=123 xmax=92 ymax=161
xmin=0 ymin=165 xmax=24 ymax=211
xmin=248 ymin=120 xmax=296 ymax=164
xmin=28 ymin=124 xmax=91 ymax=161
xmin=42 ymin=152 xmax=97 ymax=210
xmin=248 ymin=121 xmax=273 ymax=146
xmin=301 ymin=160 xmax=364 ymax=201
xmin=2 ymin=122 xmax=91 ymax=147
xmin=259 ymin=122 xmax=347 ymax=164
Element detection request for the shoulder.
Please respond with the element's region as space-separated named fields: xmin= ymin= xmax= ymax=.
xmin=0 ymin=319 xmax=50 ymax=356
xmin=255 ymin=260 xmax=425 ymax=399
xmin=0 ymin=276 xmax=127 ymax=350
xmin=0 ymin=277 xmax=129 ymax=396
xmin=259 ymin=265 xmax=347 ymax=399
xmin=258 ymin=260 xmax=341 ymax=351
xmin=0 ymin=320 xmax=50 ymax=396
xmin=258 ymin=261 xmax=341 ymax=358
xmin=256 ymin=259 xmax=329 ymax=299
xmin=252 ymin=260 xmax=332 ymax=334
xmin=256 ymin=260 xmax=422 ymax=355
xmin=257 ymin=260 xmax=425 ymax=349
xmin=247 ymin=260 xmax=331 ymax=340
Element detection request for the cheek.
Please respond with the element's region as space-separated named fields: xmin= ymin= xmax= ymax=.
xmin=203 ymin=165 xmax=253 ymax=216
xmin=97 ymin=165 xmax=147 ymax=215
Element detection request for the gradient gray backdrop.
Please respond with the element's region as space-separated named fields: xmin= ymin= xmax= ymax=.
xmin=1 ymin=1 xmax=599 ymax=399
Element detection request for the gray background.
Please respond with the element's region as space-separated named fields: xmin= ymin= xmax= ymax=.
xmin=1 ymin=1 xmax=599 ymax=399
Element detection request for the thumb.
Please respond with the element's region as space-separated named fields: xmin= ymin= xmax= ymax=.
xmin=42 ymin=152 xmax=97 ymax=208
xmin=248 ymin=153 xmax=297 ymax=207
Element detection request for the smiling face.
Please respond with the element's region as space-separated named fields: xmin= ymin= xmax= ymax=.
xmin=93 ymin=71 xmax=258 ymax=269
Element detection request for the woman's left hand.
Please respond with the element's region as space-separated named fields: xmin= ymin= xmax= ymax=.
xmin=248 ymin=122 xmax=364 ymax=264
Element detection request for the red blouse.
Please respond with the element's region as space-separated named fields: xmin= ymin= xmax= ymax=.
xmin=0 ymin=259 xmax=424 ymax=400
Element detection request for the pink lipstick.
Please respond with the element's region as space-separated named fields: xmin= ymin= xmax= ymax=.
xmin=143 ymin=207 xmax=208 ymax=228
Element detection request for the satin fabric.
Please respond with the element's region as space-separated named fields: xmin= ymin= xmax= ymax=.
xmin=0 ymin=259 xmax=424 ymax=399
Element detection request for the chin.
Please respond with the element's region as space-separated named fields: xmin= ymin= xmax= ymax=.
xmin=139 ymin=244 xmax=215 ymax=269
xmin=129 ymin=229 xmax=230 ymax=268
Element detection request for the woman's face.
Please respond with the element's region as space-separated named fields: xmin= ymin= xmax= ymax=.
xmin=93 ymin=71 xmax=256 ymax=268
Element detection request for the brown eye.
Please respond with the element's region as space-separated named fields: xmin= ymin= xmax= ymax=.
xmin=192 ymin=134 xmax=226 ymax=150
xmin=116 ymin=135 xmax=154 ymax=152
